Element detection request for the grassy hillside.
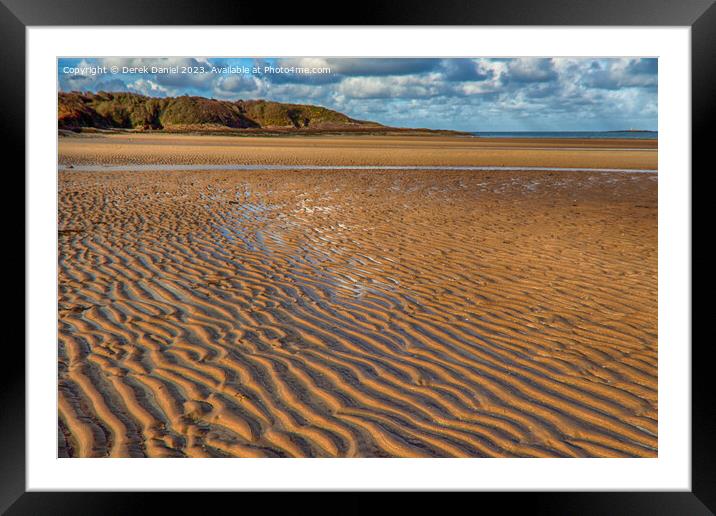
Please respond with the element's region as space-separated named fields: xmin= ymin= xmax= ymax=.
xmin=58 ymin=91 xmax=380 ymax=131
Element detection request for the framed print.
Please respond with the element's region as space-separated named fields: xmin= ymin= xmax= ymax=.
xmin=4 ymin=0 xmax=713 ymax=513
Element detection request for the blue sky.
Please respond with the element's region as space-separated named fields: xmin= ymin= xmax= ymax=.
xmin=58 ymin=57 xmax=657 ymax=131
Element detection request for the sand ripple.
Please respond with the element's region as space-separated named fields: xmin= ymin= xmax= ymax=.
xmin=58 ymin=169 xmax=657 ymax=457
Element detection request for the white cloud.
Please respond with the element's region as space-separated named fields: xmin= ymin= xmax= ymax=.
xmin=127 ymin=79 xmax=169 ymax=96
xmin=337 ymin=74 xmax=449 ymax=99
xmin=504 ymin=58 xmax=558 ymax=83
xmin=212 ymin=75 xmax=266 ymax=99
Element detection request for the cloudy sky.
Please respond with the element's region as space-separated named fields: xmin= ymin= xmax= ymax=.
xmin=58 ymin=57 xmax=657 ymax=131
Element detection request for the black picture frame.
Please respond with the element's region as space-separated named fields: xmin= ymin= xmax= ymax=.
xmin=4 ymin=0 xmax=711 ymax=513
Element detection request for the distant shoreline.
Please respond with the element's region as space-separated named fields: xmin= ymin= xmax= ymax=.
xmin=470 ymin=130 xmax=657 ymax=140
xmin=59 ymin=126 xmax=470 ymax=138
xmin=59 ymin=127 xmax=658 ymax=140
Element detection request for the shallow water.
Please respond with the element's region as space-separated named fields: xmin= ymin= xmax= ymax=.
xmin=59 ymin=164 xmax=658 ymax=174
xmin=471 ymin=131 xmax=658 ymax=139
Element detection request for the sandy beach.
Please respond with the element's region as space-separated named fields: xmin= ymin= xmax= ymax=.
xmin=59 ymin=133 xmax=657 ymax=170
xmin=58 ymin=134 xmax=657 ymax=458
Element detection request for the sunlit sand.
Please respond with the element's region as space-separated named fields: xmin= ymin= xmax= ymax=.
xmin=58 ymin=134 xmax=657 ymax=457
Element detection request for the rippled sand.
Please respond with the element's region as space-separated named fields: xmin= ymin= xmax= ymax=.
xmin=58 ymin=163 xmax=657 ymax=458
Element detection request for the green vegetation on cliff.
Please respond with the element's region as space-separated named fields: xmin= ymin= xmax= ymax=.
xmin=58 ymin=91 xmax=379 ymax=131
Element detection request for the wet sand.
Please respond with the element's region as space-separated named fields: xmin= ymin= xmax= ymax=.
xmin=59 ymin=133 xmax=658 ymax=170
xmin=58 ymin=135 xmax=657 ymax=458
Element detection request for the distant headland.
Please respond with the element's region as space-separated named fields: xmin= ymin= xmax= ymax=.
xmin=58 ymin=91 xmax=467 ymax=136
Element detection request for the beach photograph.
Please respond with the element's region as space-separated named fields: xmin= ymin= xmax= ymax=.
xmin=57 ymin=57 xmax=658 ymax=458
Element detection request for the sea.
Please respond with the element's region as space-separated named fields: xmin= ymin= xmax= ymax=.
xmin=471 ymin=131 xmax=658 ymax=140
